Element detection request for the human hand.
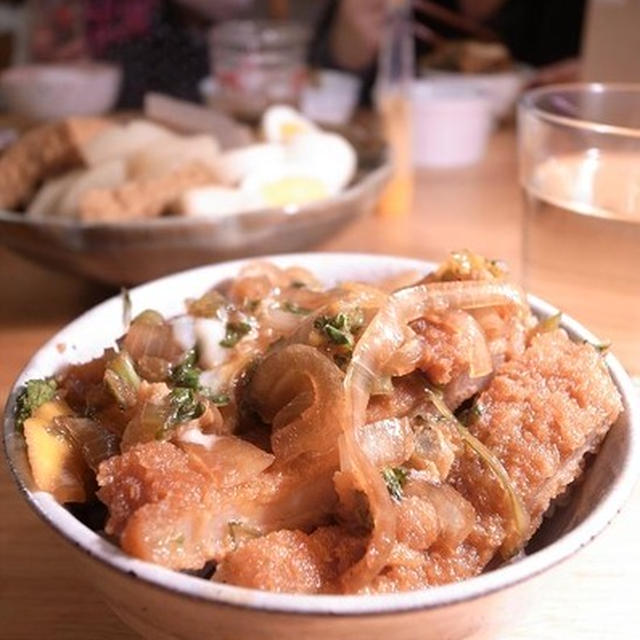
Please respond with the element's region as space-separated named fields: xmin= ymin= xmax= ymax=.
xmin=329 ymin=0 xmax=386 ymax=71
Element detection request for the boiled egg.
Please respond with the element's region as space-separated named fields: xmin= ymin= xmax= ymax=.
xmin=213 ymin=143 xmax=286 ymax=186
xmin=240 ymin=164 xmax=331 ymax=209
xmin=287 ymin=131 xmax=357 ymax=193
xmin=261 ymin=105 xmax=317 ymax=144
xmin=175 ymin=185 xmax=262 ymax=218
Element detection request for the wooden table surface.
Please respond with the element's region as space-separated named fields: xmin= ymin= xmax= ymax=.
xmin=1 ymin=129 xmax=638 ymax=639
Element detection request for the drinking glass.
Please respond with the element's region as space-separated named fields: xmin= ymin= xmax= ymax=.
xmin=210 ymin=20 xmax=309 ymax=123
xmin=518 ymin=84 xmax=640 ymax=376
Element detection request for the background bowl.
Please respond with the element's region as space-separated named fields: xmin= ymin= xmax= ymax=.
xmin=411 ymin=80 xmax=493 ymax=168
xmin=0 ymin=63 xmax=121 ymax=121
xmin=3 ymin=253 xmax=639 ymax=640
xmin=0 ymin=134 xmax=389 ymax=287
xmin=420 ymin=65 xmax=533 ymax=120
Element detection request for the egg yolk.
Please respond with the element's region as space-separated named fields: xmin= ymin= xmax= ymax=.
xmin=279 ymin=122 xmax=307 ymax=142
xmin=261 ymin=177 xmax=328 ymax=207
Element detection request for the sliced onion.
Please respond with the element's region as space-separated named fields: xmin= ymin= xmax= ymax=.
xmin=340 ymin=279 xmax=527 ymax=591
xmin=56 ymin=416 xmax=120 ymax=471
xmin=404 ymin=478 xmax=476 ymax=552
xmin=436 ymin=310 xmax=493 ymax=378
xmin=249 ymin=344 xmax=346 ymax=462
xmin=176 ymin=429 xmax=274 ymax=488
xmin=425 ymin=388 xmax=530 ymax=557
xmin=357 ymin=417 xmax=415 ymax=468
xmin=120 ymin=382 xmax=171 ymax=451
xmin=122 ymin=315 xmax=183 ymax=365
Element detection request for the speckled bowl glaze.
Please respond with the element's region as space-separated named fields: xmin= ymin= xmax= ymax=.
xmin=0 ymin=137 xmax=389 ymax=287
xmin=4 ymin=254 xmax=639 ymax=640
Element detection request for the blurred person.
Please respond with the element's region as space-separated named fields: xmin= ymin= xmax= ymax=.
xmin=27 ymin=0 xmax=253 ymax=107
xmin=310 ymin=0 xmax=585 ymax=103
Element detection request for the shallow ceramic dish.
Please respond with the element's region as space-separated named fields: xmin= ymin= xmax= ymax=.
xmin=3 ymin=253 xmax=639 ymax=640
xmin=0 ymin=133 xmax=389 ymax=287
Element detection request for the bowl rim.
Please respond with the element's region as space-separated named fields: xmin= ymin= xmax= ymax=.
xmin=0 ymin=62 xmax=121 ymax=83
xmin=518 ymin=82 xmax=640 ymax=139
xmin=3 ymin=252 xmax=639 ymax=617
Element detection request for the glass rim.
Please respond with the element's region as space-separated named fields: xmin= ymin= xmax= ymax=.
xmin=519 ymin=82 xmax=640 ymax=139
xmin=211 ymin=19 xmax=310 ymax=50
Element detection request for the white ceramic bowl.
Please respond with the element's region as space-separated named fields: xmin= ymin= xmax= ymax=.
xmin=412 ymin=81 xmax=493 ymax=168
xmin=0 ymin=63 xmax=121 ymax=121
xmin=300 ymin=69 xmax=361 ymax=125
xmin=421 ymin=66 xmax=533 ymax=121
xmin=3 ymin=253 xmax=639 ymax=640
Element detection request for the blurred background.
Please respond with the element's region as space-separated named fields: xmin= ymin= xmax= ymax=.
xmin=1 ymin=4 xmax=639 ymax=638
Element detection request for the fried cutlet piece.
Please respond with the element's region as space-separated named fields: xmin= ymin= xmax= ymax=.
xmin=77 ymin=162 xmax=216 ymax=221
xmin=0 ymin=117 xmax=113 ymax=210
xmin=97 ymin=442 xmax=338 ymax=570
xmin=215 ymin=527 xmax=366 ymax=594
xmin=418 ymin=329 xmax=622 ymax=587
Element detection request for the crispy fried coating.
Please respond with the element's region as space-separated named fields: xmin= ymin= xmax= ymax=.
xmin=0 ymin=117 xmax=112 ymax=209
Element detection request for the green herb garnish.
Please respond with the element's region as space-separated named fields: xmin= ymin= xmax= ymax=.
xmin=168 ymin=387 xmax=205 ymax=425
xmin=281 ymin=301 xmax=311 ymax=315
xmin=381 ymin=466 xmax=409 ymax=501
xmin=205 ymin=391 xmax=231 ymax=407
xmin=314 ymin=309 xmax=364 ymax=349
xmin=219 ymin=321 xmax=252 ymax=348
xmin=104 ymin=350 xmax=141 ymax=408
xmin=15 ymin=378 xmax=58 ymax=432
xmin=187 ymin=291 xmax=226 ymax=319
xmin=171 ymin=349 xmax=201 ymax=389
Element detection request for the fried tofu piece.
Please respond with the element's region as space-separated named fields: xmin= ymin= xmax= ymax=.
xmin=77 ymin=162 xmax=216 ymax=221
xmin=0 ymin=117 xmax=113 ymax=210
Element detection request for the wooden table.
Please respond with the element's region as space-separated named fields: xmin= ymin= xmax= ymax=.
xmin=2 ymin=129 xmax=638 ymax=639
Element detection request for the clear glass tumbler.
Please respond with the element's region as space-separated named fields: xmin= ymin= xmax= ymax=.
xmin=210 ymin=19 xmax=310 ymax=123
xmin=518 ymin=84 xmax=640 ymax=375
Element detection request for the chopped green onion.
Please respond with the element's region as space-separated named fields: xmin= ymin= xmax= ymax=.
xmin=281 ymin=301 xmax=311 ymax=315
xmin=167 ymin=387 xmax=205 ymax=426
xmin=381 ymin=466 xmax=409 ymax=502
xmin=104 ymin=351 xmax=141 ymax=408
xmin=200 ymin=389 xmax=231 ymax=406
xmin=314 ymin=309 xmax=364 ymax=349
xmin=15 ymin=378 xmax=58 ymax=432
xmin=171 ymin=349 xmax=201 ymax=389
xmin=219 ymin=321 xmax=251 ymax=348
xmin=187 ymin=291 xmax=226 ymax=319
